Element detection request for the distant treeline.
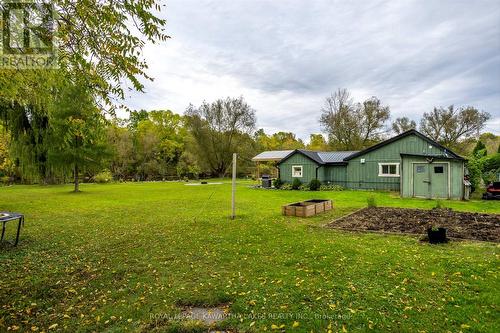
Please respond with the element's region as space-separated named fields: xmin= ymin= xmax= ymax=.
xmin=1 ymin=91 xmax=498 ymax=192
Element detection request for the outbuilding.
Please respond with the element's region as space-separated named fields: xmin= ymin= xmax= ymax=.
xmin=255 ymin=130 xmax=466 ymax=199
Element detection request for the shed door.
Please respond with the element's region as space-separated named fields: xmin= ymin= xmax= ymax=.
xmin=413 ymin=163 xmax=429 ymax=198
xmin=430 ymin=163 xmax=449 ymax=198
xmin=413 ymin=163 xmax=449 ymax=199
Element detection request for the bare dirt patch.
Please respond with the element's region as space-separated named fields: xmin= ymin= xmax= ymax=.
xmin=326 ymin=207 xmax=500 ymax=242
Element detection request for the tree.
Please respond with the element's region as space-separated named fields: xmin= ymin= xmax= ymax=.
xmin=419 ymin=105 xmax=491 ymax=150
xmin=0 ymin=124 xmax=15 ymax=181
xmin=319 ymin=89 xmax=390 ymax=150
xmin=48 ymin=83 xmax=110 ymax=192
xmin=131 ymin=110 xmax=186 ymax=180
xmin=255 ymin=130 xmax=305 ymax=151
xmin=107 ymin=124 xmax=135 ymax=180
xmin=478 ymin=132 xmax=499 ymax=155
xmin=0 ymin=1 xmax=168 ymax=183
xmin=128 ymin=110 xmax=150 ymax=129
xmin=392 ymin=117 xmax=416 ymax=134
xmin=0 ymin=1 xmax=169 ymax=110
xmin=472 ymin=141 xmax=487 ymax=158
xmin=482 ymin=153 xmax=500 ymax=184
xmin=307 ymin=134 xmax=328 ymax=151
xmin=1 ymin=102 xmax=52 ymax=183
xmin=186 ymin=97 xmax=256 ymax=177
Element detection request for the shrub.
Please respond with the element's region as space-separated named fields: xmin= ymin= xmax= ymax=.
xmin=94 ymin=170 xmax=113 ymax=184
xmin=320 ymin=184 xmax=344 ymax=191
xmin=273 ymin=178 xmax=284 ymax=189
xmin=291 ymin=178 xmax=302 ymax=190
xmin=367 ymin=196 xmax=377 ymax=208
xmin=281 ymin=183 xmax=292 ymax=190
xmin=1 ymin=176 xmax=11 ymax=185
xmin=298 ymin=184 xmax=309 ymax=191
xmin=466 ymin=158 xmax=483 ymax=192
xmin=309 ymin=179 xmax=321 ymax=191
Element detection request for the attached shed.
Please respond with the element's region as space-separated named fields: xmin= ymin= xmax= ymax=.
xmin=258 ymin=130 xmax=466 ymax=199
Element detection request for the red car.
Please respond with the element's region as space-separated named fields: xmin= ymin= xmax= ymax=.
xmin=483 ymin=182 xmax=500 ymax=200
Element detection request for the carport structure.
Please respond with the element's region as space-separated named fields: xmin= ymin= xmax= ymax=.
xmin=251 ymin=150 xmax=293 ymax=179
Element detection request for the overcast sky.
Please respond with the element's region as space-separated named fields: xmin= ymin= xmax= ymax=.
xmin=124 ymin=0 xmax=500 ymax=140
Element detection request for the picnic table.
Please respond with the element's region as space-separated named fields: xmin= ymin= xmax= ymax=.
xmin=0 ymin=212 xmax=24 ymax=246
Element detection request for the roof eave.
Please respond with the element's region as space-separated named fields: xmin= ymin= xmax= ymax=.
xmin=400 ymin=153 xmax=466 ymax=161
xmin=344 ymin=129 xmax=463 ymax=161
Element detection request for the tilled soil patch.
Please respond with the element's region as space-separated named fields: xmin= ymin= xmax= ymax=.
xmin=326 ymin=207 xmax=500 ymax=242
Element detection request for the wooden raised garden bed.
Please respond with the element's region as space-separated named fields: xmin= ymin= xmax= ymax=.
xmin=282 ymin=199 xmax=333 ymax=217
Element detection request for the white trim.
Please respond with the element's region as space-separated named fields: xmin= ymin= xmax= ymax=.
xmin=378 ymin=163 xmax=400 ymax=177
xmin=291 ymin=165 xmax=303 ymax=178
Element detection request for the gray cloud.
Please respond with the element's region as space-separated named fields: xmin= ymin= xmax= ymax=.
xmin=125 ymin=0 xmax=500 ymax=139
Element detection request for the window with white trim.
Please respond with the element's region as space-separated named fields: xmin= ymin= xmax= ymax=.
xmin=378 ymin=163 xmax=400 ymax=177
xmin=292 ymin=165 xmax=303 ymax=177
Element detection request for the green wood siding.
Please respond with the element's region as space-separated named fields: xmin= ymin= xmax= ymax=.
xmin=323 ymin=165 xmax=347 ymax=185
xmin=279 ymin=153 xmax=319 ymax=184
xmin=346 ymin=134 xmax=452 ymax=191
xmin=277 ymin=133 xmax=464 ymax=199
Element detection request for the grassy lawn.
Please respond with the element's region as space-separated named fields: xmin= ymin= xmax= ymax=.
xmin=0 ymin=181 xmax=499 ymax=332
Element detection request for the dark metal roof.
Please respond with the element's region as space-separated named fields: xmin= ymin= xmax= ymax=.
xmin=344 ymin=129 xmax=464 ymax=161
xmin=277 ymin=149 xmax=359 ymax=165
xmin=317 ymin=151 xmax=360 ymax=163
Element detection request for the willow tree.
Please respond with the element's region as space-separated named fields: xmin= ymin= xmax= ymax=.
xmin=0 ymin=0 xmax=168 ymax=183
xmin=185 ymin=97 xmax=256 ymax=177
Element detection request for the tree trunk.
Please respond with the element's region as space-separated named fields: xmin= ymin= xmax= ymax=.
xmin=74 ymin=164 xmax=80 ymax=192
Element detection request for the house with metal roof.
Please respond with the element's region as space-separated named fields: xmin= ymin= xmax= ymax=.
xmin=253 ymin=129 xmax=466 ymax=199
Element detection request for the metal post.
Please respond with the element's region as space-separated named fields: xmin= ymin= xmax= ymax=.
xmin=231 ymin=153 xmax=237 ymax=220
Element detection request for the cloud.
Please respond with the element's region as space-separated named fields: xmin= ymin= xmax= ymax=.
xmin=124 ymin=0 xmax=500 ymax=139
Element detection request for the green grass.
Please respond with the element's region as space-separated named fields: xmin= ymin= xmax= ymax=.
xmin=0 ymin=181 xmax=499 ymax=332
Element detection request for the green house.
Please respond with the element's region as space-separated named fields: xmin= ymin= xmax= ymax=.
xmin=255 ymin=130 xmax=466 ymax=199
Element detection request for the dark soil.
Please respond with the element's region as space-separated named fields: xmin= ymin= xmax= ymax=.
xmin=326 ymin=207 xmax=500 ymax=242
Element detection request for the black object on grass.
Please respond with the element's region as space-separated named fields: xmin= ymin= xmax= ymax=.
xmin=427 ymin=227 xmax=447 ymax=244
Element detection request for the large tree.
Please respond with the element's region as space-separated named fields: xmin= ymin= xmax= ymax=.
xmin=319 ymin=89 xmax=390 ymax=150
xmin=255 ymin=129 xmax=305 ymax=151
xmin=0 ymin=0 xmax=168 ymax=110
xmin=392 ymin=117 xmax=416 ymax=134
xmin=48 ymin=83 xmax=110 ymax=192
xmin=419 ymin=105 xmax=491 ymax=151
xmin=106 ymin=123 xmax=135 ymax=180
xmin=0 ymin=1 xmax=168 ymax=183
xmin=133 ymin=110 xmax=186 ymax=180
xmin=307 ymin=134 xmax=329 ymax=151
xmin=186 ymin=97 xmax=256 ymax=177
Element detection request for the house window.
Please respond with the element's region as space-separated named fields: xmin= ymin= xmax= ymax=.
xmin=434 ymin=166 xmax=444 ymax=174
xmin=292 ymin=165 xmax=303 ymax=177
xmin=378 ymin=163 xmax=400 ymax=177
xmin=416 ymin=165 xmax=425 ymax=173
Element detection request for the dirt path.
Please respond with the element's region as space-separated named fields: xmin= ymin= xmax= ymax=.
xmin=326 ymin=207 xmax=500 ymax=242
